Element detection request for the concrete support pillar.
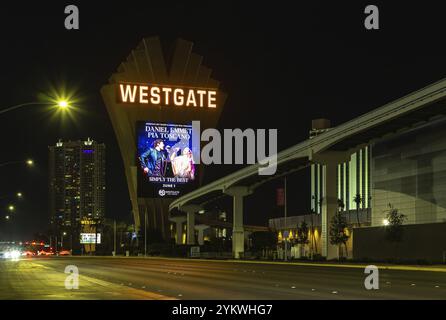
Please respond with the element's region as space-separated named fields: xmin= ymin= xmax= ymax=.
xmin=311 ymin=151 xmax=350 ymax=260
xmin=187 ymin=212 xmax=195 ymax=245
xmin=321 ymin=161 xmax=338 ymax=260
xmin=180 ymin=204 xmax=202 ymax=245
xmin=170 ymin=216 xmax=186 ymax=244
xmin=195 ymin=224 xmax=209 ymax=245
xmin=224 ymin=186 xmax=252 ymax=259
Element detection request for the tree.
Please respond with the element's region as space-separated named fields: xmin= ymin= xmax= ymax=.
xmin=329 ymin=202 xmax=350 ymax=261
xmin=385 ymin=203 xmax=406 ymax=243
xmin=296 ymin=221 xmax=309 ymax=257
xmin=384 ymin=203 xmax=407 ymax=261
xmin=353 ymin=194 xmax=362 ymax=227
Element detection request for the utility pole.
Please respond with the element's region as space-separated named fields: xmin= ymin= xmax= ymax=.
xmin=113 ymin=219 xmax=116 ymax=256
xmin=145 ymin=212 xmax=148 ymax=256
xmin=284 ymin=177 xmax=288 ymax=262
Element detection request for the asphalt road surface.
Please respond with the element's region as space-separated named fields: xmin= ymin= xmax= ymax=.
xmin=0 ymin=257 xmax=445 ymax=300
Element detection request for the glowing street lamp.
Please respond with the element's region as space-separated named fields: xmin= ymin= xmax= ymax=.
xmin=0 ymin=96 xmax=73 ymax=116
xmin=383 ymin=219 xmax=390 ymax=226
xmin=0 ymin=159 xmax=34 ymax=168
xmin=57 ymin=100 xmax=69 ymax=109
xmin=8 ymin=205 xmax=15 ymax=212
xmin=5 ymin=215 xmax=10 ymax=221
xmin=0 ymin=192 xmax=24 ymax=200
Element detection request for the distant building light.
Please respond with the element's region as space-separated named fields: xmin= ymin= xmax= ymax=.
xmin=84 ymin=138 xmax=93 ymax=146
xmin=83 ymin=150 xmax=94 ymax=154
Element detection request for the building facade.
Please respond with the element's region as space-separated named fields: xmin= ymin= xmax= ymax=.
xmin=310 ymin=119 xmax=371 ymax=216
xmin=48 ymin=138 xmax=105 ymax=231
xmin=272 ymin=115 xmax=446 ymax=261
xmin=371 ymin=116 xmax=446 ymax=226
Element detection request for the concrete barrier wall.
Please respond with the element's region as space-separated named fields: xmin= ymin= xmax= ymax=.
xmin=353 ymin=222 xmax=446 ymax=263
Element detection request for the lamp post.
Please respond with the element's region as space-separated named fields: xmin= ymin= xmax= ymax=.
xmin=0 ymin=192 xmax=24 ymax=201
xmin=284 ymin=177 xmax=288 ymax=262
xmin=62 ymin=232 xmax=67 ymax=250
xmin=0 ymin=159 xmax=34 ymax=168
xmin=0 ymin=100 xmax=70 ymax=116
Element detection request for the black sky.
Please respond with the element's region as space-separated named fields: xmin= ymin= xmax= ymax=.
xmin=0 ymin=1 xmax=445 ymax=239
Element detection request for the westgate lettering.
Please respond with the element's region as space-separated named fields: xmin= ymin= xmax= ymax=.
xmin=118 ymin=83 xmax=217 ymax=108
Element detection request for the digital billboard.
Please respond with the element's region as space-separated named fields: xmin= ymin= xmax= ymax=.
xmin=136 ymin=121 xmax=197 ymax=198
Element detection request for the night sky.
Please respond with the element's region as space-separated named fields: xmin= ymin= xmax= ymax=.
xmin=0 ymin=2 xmax=445 ymax=239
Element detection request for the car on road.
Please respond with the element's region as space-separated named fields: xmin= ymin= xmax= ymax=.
xmin=21 ymin=250 xmax=36 ymax=257
xmin=37 ymin=250 xmax=54 ymax=256
xmin=58 ymin=250 xmax=71 ymax=256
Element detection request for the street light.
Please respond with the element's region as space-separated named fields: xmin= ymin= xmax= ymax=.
xmin=0 ymin=99 xmax=72 ymax=115
xmin=0 ymin=159 xmax=34 ymax=168
xmin=8 ymin=205 xmax=15 ymax=212
xmin=0 ymin=192 xmax=24 ymax=201
xmin=5 ymin=215 xmax=10 ymax=221
xmin=57 ymin=100 xmax=69 ymax=108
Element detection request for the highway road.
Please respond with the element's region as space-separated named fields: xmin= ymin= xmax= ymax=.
xmin=0 ymin=257 xmax=445 ymax=299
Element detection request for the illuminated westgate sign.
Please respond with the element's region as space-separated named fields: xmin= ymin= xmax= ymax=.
xmin=118 ymin=83 xmax=218 ymax=108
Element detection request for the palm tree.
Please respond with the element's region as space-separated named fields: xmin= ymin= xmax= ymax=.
xmin=353 ymin=194 xmax=362 ymax=227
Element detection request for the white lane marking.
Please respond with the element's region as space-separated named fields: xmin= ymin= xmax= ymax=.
xmin=311 ymin=289 xmax=316 ymax=291
xmin=332 ymin=291 xmax=338 ymax=294
xmin=291 ymin=286 xmax=296 ymax=289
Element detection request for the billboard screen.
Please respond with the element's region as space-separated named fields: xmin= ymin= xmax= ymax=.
xmin=80 ymin=233 xmax=101 ymax=244
xmin=136 ymin=121 xmax=197 ymax=198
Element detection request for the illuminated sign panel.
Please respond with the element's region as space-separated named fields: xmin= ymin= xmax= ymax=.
xmin=118 ymin=83 xmax=217 ymax=108
xmin=80 ymin=233 xmax=101 ymax=244
xmin=136 ymin=121 xmax=198 ymax=198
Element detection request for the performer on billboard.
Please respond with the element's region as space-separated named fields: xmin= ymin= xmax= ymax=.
xmin=170 ymin=147 xmax=195 ymax=180
xmin=140 ymin=139 xmax=167 ymax=177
